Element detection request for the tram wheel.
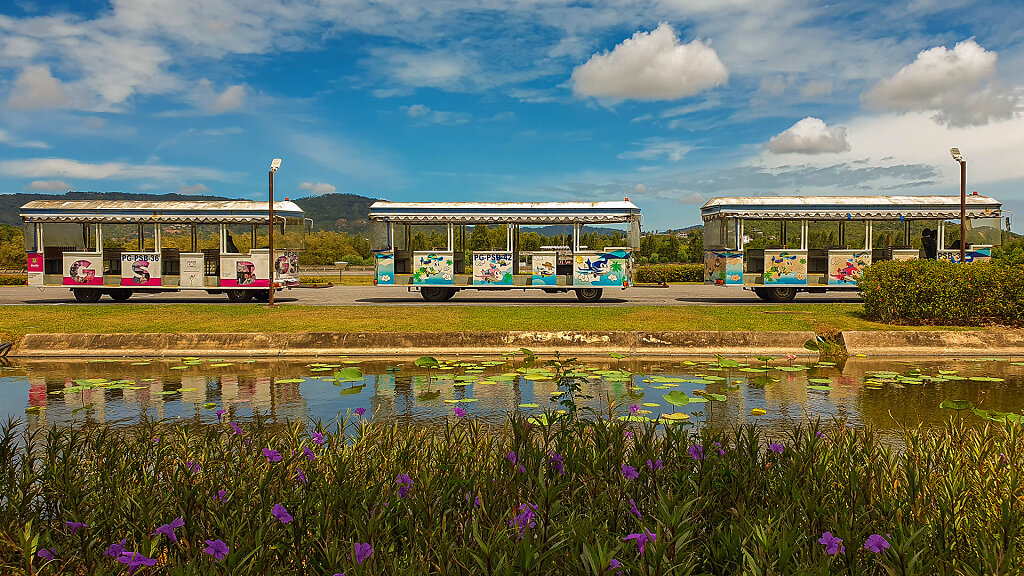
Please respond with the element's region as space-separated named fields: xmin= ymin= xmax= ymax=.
xmin=254 ymin=290 xmax=271 ymax=303
xmin=73 ymin=288 xmax=102 ymax=303
xmin=226 ymin=289 xmax=253 ymax=303
xmin=575 ymin=288 xmax=603 ymax=303
xmin=753 ymin=287 xmax=770 ymax=301
xmin=420 ymin=287 xmax=452 ymax=302
xmin=765 ymin=287 xmax=797 ymax=303
xmin=109 ymin=289 xmax=133 ymax=302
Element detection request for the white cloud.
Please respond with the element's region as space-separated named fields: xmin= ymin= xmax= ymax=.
xmin=618 ymin=138 xmax=693 ymax=162
xmin=765 ymin=117 xmax=850 ymax=154
xmin=210 ymin=84 xmax=246 ymax=113
xmin=376 ymin=49 xmax=479 ymax=90
xmin=405 ymin=104 xmax=430 ymax=117
xmin=0 ymin=127 xmax=49 ymax=149
xmin=800 ymin=80 xmax=833 ymax=98
xmin=6 ymin=65 xmax=69 ymax=110
xmin=759 ymin=75 xmax=788 ymax=97
xmin=572 ymin=23 xmax=728 ymax=101
xmin=179 ymin=182 xmax=210 ymax=195
xmin=26 ymin=179 xmax=71 ymax=191
xmin=863 ymin=39 xmax=1019 ymax=127
xmin=298 ymin=181 xmax=337 ymax=195
xmin=0 ymin=157 xmax=232 ymax=181
xmin=401 ymin=104 xmax=470 ymax=125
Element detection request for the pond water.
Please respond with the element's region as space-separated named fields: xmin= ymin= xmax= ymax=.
xmin=2 ymin=354 xmax=1023 ymax=437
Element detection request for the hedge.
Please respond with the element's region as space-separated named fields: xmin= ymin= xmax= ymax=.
xmin=633 ymin=264 xmax=704 ymax=283
xmin=0 ymin=275 xmax=26 ymax=286
xmin=859 ymin=259 xmax=1024 ymax=325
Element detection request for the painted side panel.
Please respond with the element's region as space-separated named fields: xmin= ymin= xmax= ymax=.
xmin=472 ymin=252 xmax=514 ymax=286
xmin=27 ymin=253 xmax=43 ymax=286
xmin=62 ymin=253 xmax=103 ymax=286
xmin=220 ymin=253 xmax=271 ymax=288
xmin=412 ymin=251 xmax=454 ymax=285
xmin=704 ymin=249 xmax=743 ymax=285
xmin=573 ymin=250 xmax=630 ymax=287
xmin=375 ymin=252 xmax=395 ymax=285
xmin=121 ymin=252 xmax=162 ymax=286
xmin=938 ymin=248 xmax=992 ymax=264
xmin=763 ymin=250 xmax=808 ymax=285
xmin=827 ymin=251 xmax=871 ymax=286
xmin=530 ymin=253 xmax=557 ymax=286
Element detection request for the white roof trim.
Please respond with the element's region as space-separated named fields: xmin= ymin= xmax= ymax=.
xmin=20 ymin=200 xmax=304 ymax=223
xmin=701 ymin=195 xmax=1001 ymax=220
xmin=368 ymin=201 xmax=640 ymax=223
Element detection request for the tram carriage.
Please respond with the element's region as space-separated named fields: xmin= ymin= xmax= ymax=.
xmin=701 ymin=195 xmax=1003 ymax=302
xmin=367 ymin=201 xmax=642 ymax=302
xmin=19 ymin=200 xmax=308 ymax=303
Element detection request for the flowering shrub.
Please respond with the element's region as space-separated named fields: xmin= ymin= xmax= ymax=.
xmin=0 ymin=275 xmax=27 ymax=286
xmin=633 ymin=264 xmax=704 ymax=284
xmin=859 ymin=259 xmax=1024 ymax=325
xmin=1 ymin=415 xmax=1022 ymax=574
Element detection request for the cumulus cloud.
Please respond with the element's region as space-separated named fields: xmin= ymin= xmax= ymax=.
xmin=571 ymin=23 xmax=728 ymax=101
xmin=863 ymin=39 xmax=1019 ymax=127
xmin=179 ymin=183 xmax=210 ymax=195
xmin=376 ymin=49 xmax=479 ymax=90
xmin=6 ymin=65 xmax=69 ymax=110
xmin=298 ymin=182 xmax=337 ymax=195
xmin=618 ymin=138 xmax=692 ymax=162
xmin=765 ymin=117 xmax=850 ymax=154
xmin=26 ymin=179 xmax=71 ymax=191
xmin=210 ymin=84 xmax=246 ymax=113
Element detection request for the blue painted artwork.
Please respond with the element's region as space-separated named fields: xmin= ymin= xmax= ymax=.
xmin=573 ymin=250 xmax=630 ymax=287
xmin=375 ymin=252 xmax=394 ymax=285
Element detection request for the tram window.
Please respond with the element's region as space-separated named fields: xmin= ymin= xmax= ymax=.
xmin=369 ymin=221 xmax=390 ymax=251
xmin=392 ymin=224 xmax=407 ymax=251
xmin=197 ymin=224 xmax=220 ymax=251
xmin=278 ymin=217 xmax=307 ymax=250
xmin=908 ymin=221 xmax=939 ymax=249
xmin=408 ymin=225 xmax=448 ymax=251
xmin=961 ymin=217 xmax=1001 ymax=246
xmin=225 ymin=224 xmax=253 ymax=253
xmin=844 ymin=221 xmax=868 ymax=250
xmin=703 ymin=217 xmax=736 ymax=249
xmin=807 ymin=221 xmax=841 ymax=249
xmin=102 ymin=224 xmax=137 ymax=251
xmin=467 ymin=224 xmax=508 ymax=251
xmin=519 ymin=226 xmax=570 ymax=251
xmin=42 ymin=223 xmax=90 ymax=249
xmin=579 ymin=224 xmax=627 ymax=250
xmin=782 ymin=220 xmax=801 ymax=249
xmin=743 ymin=220 xmax=781 ymax=249
xmin=872 ymin=221 xmax=906 ymax=248
xmin=23 ymin=224 xmax=37 ymax=252
xmin=141 ymin=224 xmax=156 ymax=251
xmin=160 ymin=224 xmax=193 ymax=251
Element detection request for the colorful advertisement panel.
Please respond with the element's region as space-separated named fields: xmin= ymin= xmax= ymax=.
xmin=412 ymin=251 xmax=454 ymax=285
xmin=827 ymin=251 xmax=871 ymax=286
xmin=375 ymin=252 xmax=395 ymax=285
xmin=573 ymin=250 xmax=630 ymax=287
xmin=27 ymin=253 xmax=43 ymax=286
xmin=704 ymin=249 xmax=743 ymax=285
xmin=220 ymin=254 xmax=270 ymax=288
xmin=275 ymin=251 xmax=300 ymax=282
xmin=120 ymin=252 xmax=162 ymax=286
xmin=62 ymin=254 xmax=103 ymax=286
xmin=530 ymin=253 xmax=557 ymax=286
xmin=473 ymin=252 xmax=514 ymax=286
xmin=763 ymin=250 xmax=807 ymax=285
xmin=938 ymin=248 xmax=992 ymax=264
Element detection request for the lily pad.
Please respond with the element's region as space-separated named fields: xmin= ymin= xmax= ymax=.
xmin=750 ymin=408 xmax=767 ymax=416
xmin=807 ymin=378 xmax=833 ymax=384
xmin=939 ymin=400 xmax=974 ymax=411
xmin=518 ymin=403 xmax=540 ymax=408
xmin=276 ymin=378 xmax=305 ymax=384
xmin=807 ymin=385 xmax=833 ymax=391
xmin=663 ymin=391 xmax=690 ymax=406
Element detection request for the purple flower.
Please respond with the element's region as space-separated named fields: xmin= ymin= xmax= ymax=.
xmin=105 ymin=539 xmax=127 ymax=558
xmin=629 ymin=403 xmax=640 ymax=414
xmin=607 ymin=558 xmax=622 ymax=575
xmin=506 ymin=451 xmax=525 ymax=473
xmin=819 ymin=531 xmax=845 ymax=555
xmin=185 ymin=460 xmax=201 ymax=474
xmin=295 ymin=468 xmax=307 ymax=485
xmin=769 ymin=442 xmax=784 ymax=454
xmin=397 ymin=473 xmax=413 ymax=498
xmin=624 ymin=528 xmax=657 ymax=556
xmin=272 ymin=503 xmax=293 ymax=524
xmin=216 ymin=409 xmax=226 ymax=421
xmin=153 ymin=517 xmax=185 ymax=543
xmin=624 ymin=430 xmax=633 ymax=438
xmin=152 ymin=436 xmax=159 ymax=443
xmin=354 ymin=407 xmax=366 ymax=417
xmin=312 ymin=431 xmax=325 ymax=445
xmin=713 ymin=442 xmax=725 ymax=456
xmin=214 ymin=489 xmax=228 ymax=503
xmin=302 ymin=446 xmax=316 ymax=461
xmin=353 ymin=542 xmax=373 ymax=565
xmin=453 ymin=406 xmax=467 ymax=418
xmin=629 ymin=498 xmax=641 ymax=520
xmin=66 ymin=521 xmax=88 ymax=535
xmin=510 ymin=503 xmax=539 ymax=539
xmin=204 ymin=539 xmax=229 ymax=561
xmin=815 ymin=430 xmax=825 ymax=439
xmin=262 ymin=448 xmax=282 ymax=463
xmin=647 ymin=459 xmax=664 ymax=470
xmin=118 ymin=551 xmax=158 ymax=575
xmin=37 ymin=548 xmax=56 ymax=562
xmin=549 ymin=451 xmax=565 ymax=475
xmin=230 ymin=422 xmax=243 ymax=435
xmin=688 ymin=444 xmax=704 ymax=461
xmin=864 ymin=534 xmax=891 ymax=553
xmin=621 ymin=464 xmax=639 ymax=480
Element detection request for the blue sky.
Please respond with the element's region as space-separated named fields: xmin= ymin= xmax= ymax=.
xmin=0 ymin=0 xmax=1022 ymax=229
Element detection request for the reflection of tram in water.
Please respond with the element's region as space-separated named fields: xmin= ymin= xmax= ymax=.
xmin=367 ymin=201 xmax=642 ymax=302
xmin=19 ymin=200 xmax=309 ymax=303
xmin=701 ymin=195 xmax=1003 ymax=302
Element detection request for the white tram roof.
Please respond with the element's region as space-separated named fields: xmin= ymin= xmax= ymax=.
xmin=19 ymin=200 xmax=305 ymax=223
xmin=701 ymin=195 xmax=1001 ymax=220
xmin=368 ymin=201 xmax=641 ymax=223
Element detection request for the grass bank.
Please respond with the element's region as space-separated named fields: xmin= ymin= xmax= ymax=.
xmin=2 ymin=415 xmax=1021 ymax=574
xmin=0 ymin=303 xmax=975 ymax=343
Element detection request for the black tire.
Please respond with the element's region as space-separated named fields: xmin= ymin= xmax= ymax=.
xmin=73 ymin=288 xmax=102 ymax=303
xmin=575 ymin=288 xmax=603 ymax=302
xmin=254 ymin=290 xmax=271 ymax=303
xmin=765 ymin=287 xmax=798 ymax=303
xmin=109 ymin=290 xmax=133 ymax=302
xmin=227 ymin=289 xmax=253 ymax=303
xmin=421 ymin=287 xmax=452 ymax=302
xmin=753 ymin=287 xmax=771 ymax=301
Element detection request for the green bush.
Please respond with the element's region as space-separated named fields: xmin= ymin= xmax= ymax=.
xmin=859 ymin=259 xmax=1024 ymax=325
xmin=0 ymin=275 xmax=26 ymax=286
xmin=633 ymin=264 xmax=704 ymax=283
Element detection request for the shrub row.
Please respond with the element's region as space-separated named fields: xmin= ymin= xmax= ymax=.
xmin=859 ymin=259 xmax=1024 ymax=325
xmin=633 ymin=264 xmax=704 ymax=283
xmin=0 ymin=275 xmax=27 ymax=286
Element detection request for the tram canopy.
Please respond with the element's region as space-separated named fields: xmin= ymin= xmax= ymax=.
xmin=19 ymin=200 xmax=305 ymax=223
xmin=701 ymin=195 xmax=1001 ymax=221
xmin=368 ymin=201 xmax=641 ymax=224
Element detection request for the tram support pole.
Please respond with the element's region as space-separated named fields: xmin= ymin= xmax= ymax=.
xmin=268 ymin=158 xmax=281 ymax=307
xmin=950 ymin=148 xmax=966 ymax=264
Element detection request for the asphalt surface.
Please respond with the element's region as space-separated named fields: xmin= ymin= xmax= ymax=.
xmin=0 ymin=284 xmax=863 ymax=306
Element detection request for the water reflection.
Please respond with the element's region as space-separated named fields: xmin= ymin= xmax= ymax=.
xmin=2 ymin=355 xmax=1023 ymax=438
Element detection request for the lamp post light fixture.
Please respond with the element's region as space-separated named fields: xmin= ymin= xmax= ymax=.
xmin=268 ymin=158 xmax=282 ymax=307
xmin=950 ymin=148 xmax=966 ymax=264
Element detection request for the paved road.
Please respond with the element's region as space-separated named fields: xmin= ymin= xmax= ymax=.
xmin=0 ymin=285 xmax=862 ymax=306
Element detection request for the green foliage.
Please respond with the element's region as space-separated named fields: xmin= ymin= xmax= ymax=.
xmin=636 ymin=231 xmax=703 ymax=264
xmin=0 ymin=275 xmax=27 ymax=285
xmin=0 ymin=224 xmax=25 ymax=269
xmin=1 ymin=416 xmax=1023 ymax=574
xmin=634 ymin=264 xmax=704 ymax=283
xmin=860 ymin=259 xmax=1024 ymax=325
xmin=300 ymin=230 xmax=371 ymax=266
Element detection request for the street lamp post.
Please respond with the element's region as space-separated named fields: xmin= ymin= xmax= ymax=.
xmin=950 ymin=148 xmax=966 ymax=264
xmin=268 ymin=158 xmax=281 ymax=307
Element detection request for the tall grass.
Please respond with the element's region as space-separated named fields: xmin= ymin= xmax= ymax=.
xmin=0 ymin=412 xmax=1021 ymax=575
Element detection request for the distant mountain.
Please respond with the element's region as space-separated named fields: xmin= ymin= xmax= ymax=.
xmin=0 ymin=191 xmax=379 ymax=234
